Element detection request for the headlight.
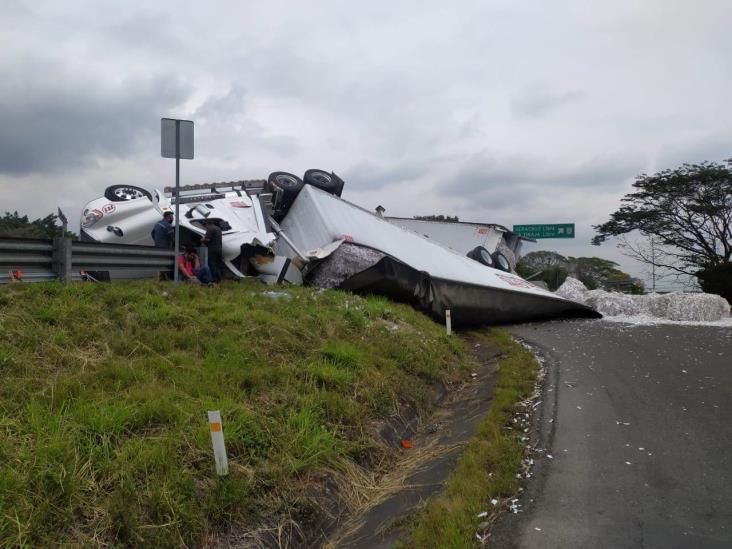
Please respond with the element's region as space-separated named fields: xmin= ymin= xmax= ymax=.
xmin=81 ymin=209 xmax=103 ymax=228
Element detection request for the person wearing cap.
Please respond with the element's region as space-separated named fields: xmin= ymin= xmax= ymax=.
xmin=201 ymin=219 xmax=225 ymax=282
xmin=151 ymin=211 xmax=175 ymax=249
xmin=177 ymin=246 xmax=214 ymax=284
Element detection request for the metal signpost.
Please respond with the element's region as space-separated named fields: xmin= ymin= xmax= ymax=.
xmin=512 ymin=223 xmax=575 ymax=239
xmin=161 ymin=118 xmax=194 ymax=282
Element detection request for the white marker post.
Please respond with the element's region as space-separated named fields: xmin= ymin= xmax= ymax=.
xmin=445 ymin=309 xmax=452 ymax=336
xmin=207 ymin=410 xmax=229 ymax=476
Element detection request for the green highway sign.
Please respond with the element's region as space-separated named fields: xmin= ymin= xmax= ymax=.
xmin=512 ymin=223 xmax=575 ymax=239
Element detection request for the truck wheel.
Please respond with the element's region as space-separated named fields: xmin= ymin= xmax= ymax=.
xmin=304 ymin=169 xmax=344 ymax=197
xmin=467 ymin=246 xmax=494 ymax=267
xmin=267 ymin=172 xmax=304 ymax=218
xmin=104 ymin=185 xmax=152 ymax=202
xmin=492 ymin=251 xmax=511 ymax=272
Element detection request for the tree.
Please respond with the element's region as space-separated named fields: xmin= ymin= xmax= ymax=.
xmin=516 ymin=251 xmax=568 ymax=290
xmin=518 ymin=250 xmax=567 ymax=272
xmin=413 ymin=214 xmax=460 ymax=222
xmin=568 ymin=256 xmax=644 ymax=293
xmin=592 ymin=160 xmax=732 ymax=277
xmin=516 ymin=251 xmax=643 ymax=293
xmin=0 ymin=211 xmax=76 ymax=239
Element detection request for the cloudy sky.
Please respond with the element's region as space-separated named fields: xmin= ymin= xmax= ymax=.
xmin=1 ymin=0 xmax=730 ymax=286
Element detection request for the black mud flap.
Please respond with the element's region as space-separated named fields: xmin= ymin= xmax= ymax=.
xmin=340 ymin=256 xmax=601 ymax=327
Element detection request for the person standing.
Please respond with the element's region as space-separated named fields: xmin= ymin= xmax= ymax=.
xmin=201 ymin=218 xmax=225 ymax=282
xmin=151 ymin=211 xmax=175 ymax=249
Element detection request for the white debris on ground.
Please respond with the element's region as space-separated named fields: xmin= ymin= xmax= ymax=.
xmin=556 ymin=277 xmax=731 ymax=324
xmin=554 ymin=277 xmax=588 ymax=303
xmin=474 ymin=341 xmax=548 ymax=546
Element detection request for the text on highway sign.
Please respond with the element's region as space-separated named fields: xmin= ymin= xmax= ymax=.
xmin=512 ymin=223 xmax=575 ymax=239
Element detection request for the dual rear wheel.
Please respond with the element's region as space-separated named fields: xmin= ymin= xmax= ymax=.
xmin=267 ymin=169 xmax=344 ymax=219
xmin=467 ymin=246 xmax=512 ymax=272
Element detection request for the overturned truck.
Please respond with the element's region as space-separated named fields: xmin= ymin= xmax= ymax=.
xmin=80 ymin=170 xmax=600 ymax=325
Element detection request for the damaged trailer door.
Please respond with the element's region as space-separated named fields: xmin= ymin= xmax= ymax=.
xmin=278 ymin=186 xmax=601 ymax=326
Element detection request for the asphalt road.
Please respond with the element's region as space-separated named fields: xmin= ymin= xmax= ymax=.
xmin=490 ymin=319 xmax=732 ymax=549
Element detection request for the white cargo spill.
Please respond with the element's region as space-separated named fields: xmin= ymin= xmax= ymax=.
xmin=280 ymin=186 xmax=599 ymax=324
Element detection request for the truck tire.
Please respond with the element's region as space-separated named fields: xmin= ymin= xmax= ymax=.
xmin=304 ymin=169 xmax=344 ymax=197
xmin=492 ymin=251 xmax=511 ymax=272
xmin=467 ymin=246 xmax=494 ymax=267
xmin=104 ymin=185 xmax=152 ymax=202
xmin=267 ymin=171 xmax=304 ymax=218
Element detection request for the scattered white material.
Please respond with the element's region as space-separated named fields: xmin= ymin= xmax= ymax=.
xmin=554 ymin=277 xmax=588 ymax=303
xmin=555 ymin=277 xmax=731 ymax=324
xmin=262 ymin=291 xmax=292 ymax=300
xmin=308 ymin=243 xmax=384 ymax=288
xmin=477 ymin=511 xmax=488 ymax=518
xmin=535 ymin=527 xmax=542 ymax=531
xmin=491 ymin=498 xmax=499 ymax=506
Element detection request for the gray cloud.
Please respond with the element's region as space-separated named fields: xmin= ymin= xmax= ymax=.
xmin=0 ymin=70 xmax=191 ymax=175
xmin=655 ymin=135 xmax=732 ymax=171
xmin=342 ymin=161 xmax=427 ymax=191
xmin=193 ymin=85 xmax=300 ymax=160
xmin=440 ymin=153 xmax=643 ymax=202
xmin=511 ymin=89 xmax=584 ymax=118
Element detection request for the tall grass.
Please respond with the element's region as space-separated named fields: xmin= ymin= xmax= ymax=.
xmin=0 ymin=281 xmax=472 ymax=546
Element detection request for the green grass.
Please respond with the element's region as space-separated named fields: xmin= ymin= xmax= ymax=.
xmin=0 ymin=281 xmax=474 ymax=547
xmin=403 ymin=329 xmax=540 ymax=549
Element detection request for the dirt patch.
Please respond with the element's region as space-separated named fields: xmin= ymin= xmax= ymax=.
xmin=323 ymin=334 xmax=503 ymax=548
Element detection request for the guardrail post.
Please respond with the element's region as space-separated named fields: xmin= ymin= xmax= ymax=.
xmin=53 ymin=237 xmax=72 ymax=283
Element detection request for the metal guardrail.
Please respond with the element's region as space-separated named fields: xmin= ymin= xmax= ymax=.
xmin=0 ymin=237 xmax=175 ymax=283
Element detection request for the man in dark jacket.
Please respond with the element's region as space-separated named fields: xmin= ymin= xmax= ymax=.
xmin=201 ymin=218 xmax=225 ymax=282
xmin=151 ymin=212 xmax=175 ymax=248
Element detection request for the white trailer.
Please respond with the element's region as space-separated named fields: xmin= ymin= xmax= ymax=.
xmin=385 ymin=217 xmax=534 ymax=272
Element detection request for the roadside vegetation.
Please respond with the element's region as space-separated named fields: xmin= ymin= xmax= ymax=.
xmin=403 ymin=329 xmax=539 ymax=548
xmin=516 ymin=251 xmax=644 ymax=293
xmin=0 ymin=281 xmax=474 ymax=547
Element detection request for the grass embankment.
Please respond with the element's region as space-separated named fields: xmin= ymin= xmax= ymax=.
xmin=404 ymin=329 xmax=539 ymax=548
xmin=0 ymin=281 xmax=474 ymax=547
